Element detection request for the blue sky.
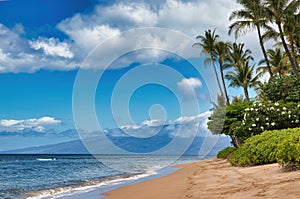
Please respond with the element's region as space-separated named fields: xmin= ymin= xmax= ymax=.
xmin=0 ymin=0 xmax=262 ymax=151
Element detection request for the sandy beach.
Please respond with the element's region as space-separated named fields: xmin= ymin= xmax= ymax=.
xmin=105 ymin=158 xmax=300 ymax=199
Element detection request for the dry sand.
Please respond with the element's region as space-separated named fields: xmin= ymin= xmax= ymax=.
xmin=105 ymin=158 xmax=300 ymax=199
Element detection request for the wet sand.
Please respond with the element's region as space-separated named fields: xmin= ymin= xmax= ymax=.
xmin=105 ymin=158 xmax=300 ymax=199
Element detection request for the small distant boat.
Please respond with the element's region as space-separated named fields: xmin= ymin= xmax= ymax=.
xmin=36 ymin=158 xmax=56 ymax=161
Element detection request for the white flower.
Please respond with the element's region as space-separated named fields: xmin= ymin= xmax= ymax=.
xmin=256 ymin=118 xmax=260 ymax=121
xmin=296 ymin=120 xmax=299 ymax=123
xmin=261 ymin=126 xmax=264 ymax=130
xmin=275 ymin=102 xmax=279 ymax=106
xmin=271 ymin=122 xmax=275 ymax=126
xmin=266 ymin=122 xmax=270 ymax=125
xmin=250 ymin=108 xmax=254 ymax=111
xmin=259 ymin=103 xmax=262 ymax=107
xmin=255 ymin=109 xmax=258 ymax=111
xmin=283 ymin=107 xmax=287 ymax=111
xmin=249 ymin=128 xmax=252 ymax=131
xmin=266 ymin=117 xmax=269 ymax=121
xmin=288 ymin=115 xmax=291 ymax=118
xmin=245 ymin=108 xmax=250 ymax=111
xmin=281 ymin=111 xmax=286 ymax=115
xmin=252 ymin=124 xmax=256 ymax=127
xmin=270 ymin=107 xmax=275 ymax=110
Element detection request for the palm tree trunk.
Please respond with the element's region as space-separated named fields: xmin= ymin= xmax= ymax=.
xmin=219 ymin=62 xmax=230 ymax=105
xmin=290 ymin=37 xmax=299 ymax=69
xmin=243 ymin=85 xmax=250 ymax=101
xmin=257 ymin=25 xmax=273 ymax=77
xmin=277 ymin=22 xmax=300 ymax=83
xmin=211 ymin=55 xmax=225 ymax=98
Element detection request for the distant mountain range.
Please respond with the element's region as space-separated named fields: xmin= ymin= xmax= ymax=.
xmin=2 ymin=134 xmax=231 ymax=156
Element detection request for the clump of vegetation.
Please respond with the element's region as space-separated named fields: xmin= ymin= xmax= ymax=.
xmin=208 ymin=101 xmax=300 ymax=147
xmin=217 ymin=147 xmax=236 ymax=159
xmin=233 ymin=101 xmax=300 ymax=138
xmin=229 ymin=128 xmax=300 ymax=168
xmin=277 ymin=130 xmax=300 ymax=170
xmin=208 ymin=101 xmax=252 ymax=147
xmin=262 ymin=74 xmax=300 ymax=103
xmin=194 ymin=0 xmax=300 ymax=169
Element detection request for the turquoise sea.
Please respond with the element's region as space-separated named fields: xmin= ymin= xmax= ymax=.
xmin=0 ymin=154 xmax=213 ymax=199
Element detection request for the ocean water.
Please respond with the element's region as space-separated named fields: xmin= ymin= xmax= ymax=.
xmin=0 ymin=154 xmax=211 ymax=199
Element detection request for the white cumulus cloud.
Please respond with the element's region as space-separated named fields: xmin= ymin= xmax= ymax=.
xmin=55 ymin=0 xmax=242 ymax=70
xmin=0 ymin=0 xmax=267 ymax=73
xmin=116 ymin=111 xmax=213 ymax=138
xmin=177 ymin=77 xmax=202 ymax=100
xmin=0 ymin=23 xmax=78 ymax=73
xmin=30 ymin=37 xmax=74 ymax=58
xmin=0 ymin=116 xmax=61 ymax=133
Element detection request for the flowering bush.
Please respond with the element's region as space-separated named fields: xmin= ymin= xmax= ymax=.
xmin=233 ymin=101 xmax=300 ymax=138
xmin=207 ymin=101 xmax=252 ymax=147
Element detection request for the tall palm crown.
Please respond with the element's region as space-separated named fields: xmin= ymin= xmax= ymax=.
xmin=225 ymin=60 xmax=260 ymax=101
xmin=225 ymin=43 xmax=253 ymax=69
xmin=283 ymin=12 xmax=300 ymax=67
xmin=257 ymin=48 xmax=289 ymax=77
xmin=193 ymin=29 xmax=224 ymax=99
xmin=264 ymin=0 xmax=300 ymax=82
xmin=229 ymin=0 xmax=273 ymax=76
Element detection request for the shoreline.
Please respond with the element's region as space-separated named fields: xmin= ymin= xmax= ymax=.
xmin=104 ymin=158 xmax=300 ymax=199
xmin=20 ymin=155 xmax=211 ymax=199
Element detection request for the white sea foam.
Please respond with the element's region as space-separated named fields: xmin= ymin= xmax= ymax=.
xmin=36 ymin=158 xmax=56 ymax=161
xmin=25 ymin=167 xmax=159 ymax=199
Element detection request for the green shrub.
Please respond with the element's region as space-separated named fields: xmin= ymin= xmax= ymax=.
xmin=263 ymin=73 xmax=300 ymax=103
xmin=217 ymin=147 xmax=236 ymax=159
xmin=229 ymin=128 xmax=298 ymax=166
xmin=277 ymin=130 xmax=300 ymax=169
xmin=208 ymin=101 xmax=253 ymax=146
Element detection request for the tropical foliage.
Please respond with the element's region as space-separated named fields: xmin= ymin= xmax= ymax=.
xmin=233 ymin=101 xmax=300 ymax=137
xmin=229 ymin=128 xmax=300 ymax=168
xmin=257 ymin=48 xmax=289 ymax=77
xmin=194 ymin=0 xmax=300 ymax=149
xmin=207 ymin=101 xmax=252 ymax=147
xmin=217 ymin=147 xmax=236 ymax=159
xmin=225 ymin=60 xmax=260 ymax=101
xmin=262 ymin=73 xmax=300 ymax=102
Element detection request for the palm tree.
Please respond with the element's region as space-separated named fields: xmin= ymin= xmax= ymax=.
xmin=232 ymin=95 xmax=244 ymax=103
xmin=253 ymin=82 xmax=269 ymax=102
xmin=283 ymin=13 xmax=300 ymax=68
xmin=229 ymin=0 xmax=273 ymax=76
xmin=265 ymin=0 xmax=300 ymax=82
xmin=211 ymin=94 xmax=226 ymax=110
xmin=225 ymin=60 xmax=260 ymax=101
xmin=257 ymin=48 xmax=289 ymax=77
xmin=215 ymin=41 xmax=231 ymax=105
xmin=225 ymin=42 xmax=253 ymax=69
xmin=193 ymin=29 xmax=224 ymax=99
